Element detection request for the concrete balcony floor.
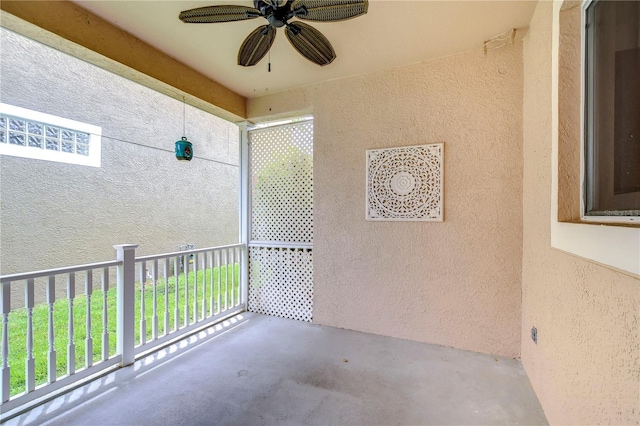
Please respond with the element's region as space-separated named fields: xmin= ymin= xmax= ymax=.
xmin=8 ymin=313 xmax=547 ymax=425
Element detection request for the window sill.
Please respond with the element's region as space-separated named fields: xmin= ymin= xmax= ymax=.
xmin=551 ymin=221 xmax=640 ymax=277
xmin=580 ymin=216 xmax=640 ymax=227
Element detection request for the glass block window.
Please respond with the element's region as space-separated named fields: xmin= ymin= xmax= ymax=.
xmin=0 ymin=103 xmax=101 ymax=167
xmin=1 ymin=114 xmax=91 ymax=156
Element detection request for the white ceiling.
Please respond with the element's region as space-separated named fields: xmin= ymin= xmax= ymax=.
xmin=74 ymin=0 xmax=537 ymax=99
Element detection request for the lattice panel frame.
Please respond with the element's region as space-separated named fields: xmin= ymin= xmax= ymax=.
xmin=248 ymin=247 xmax=313 ymax=322
xmin=249 ymin=121 xmax=313 ymax=243
xmin=366 ymin=143 xmax=444 ymax=221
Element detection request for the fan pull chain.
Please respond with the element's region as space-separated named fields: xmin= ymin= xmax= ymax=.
xmin=268 ymin=50 xmax=271 ymax=72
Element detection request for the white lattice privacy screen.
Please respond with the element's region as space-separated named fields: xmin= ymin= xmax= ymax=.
xmin=248 ymin=247 xmax=313 ymax=321
xmin=248 ymin=120 xmax=313 ymax=321
xmin=366 ymin=143 xmax=444 ymax=221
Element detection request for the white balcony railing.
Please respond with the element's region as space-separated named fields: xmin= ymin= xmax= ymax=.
xmin=0 ymin=243 xmax=247 ymax=419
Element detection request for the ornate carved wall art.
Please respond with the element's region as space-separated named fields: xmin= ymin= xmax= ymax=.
xmin=366 ymin=143 xmax=443 ymax=221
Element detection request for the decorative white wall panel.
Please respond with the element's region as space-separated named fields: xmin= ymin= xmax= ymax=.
xmin=248 ymin=120 xmax=313 ymax=322
xmin=248 ymin=246 xmax=313 ymax=321
xmin=366 ymin=143 xmax=444 ymax=221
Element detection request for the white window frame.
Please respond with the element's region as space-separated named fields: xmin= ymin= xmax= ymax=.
xmin=0 ymin=103 xmax=102 ymax=167
xmin=551 ymin=0 xmax=640 ymax=278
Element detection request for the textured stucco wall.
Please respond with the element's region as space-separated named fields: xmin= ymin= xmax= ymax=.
xmin=557 ymin=6 xmax=582 ymax=222
xmin=0 ymin=29 xmax=239 ymax=276
xmin=248 ymin=44 xmax=524 ymax=357
xmin=521 ymin=2 xmax=640 ymax=424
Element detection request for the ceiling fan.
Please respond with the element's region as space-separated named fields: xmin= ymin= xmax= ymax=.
xmin=179 ymin=0 xmax=368 ymax=67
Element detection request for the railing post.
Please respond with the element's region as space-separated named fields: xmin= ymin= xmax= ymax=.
xmin=239 ymin=122 xmax=250 ymax=307
xmin=114 ymin=244 xmax=138 ymax=367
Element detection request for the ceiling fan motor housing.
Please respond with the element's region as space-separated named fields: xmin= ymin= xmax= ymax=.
xmin=255 ymin=0 xmax=295 ymax=27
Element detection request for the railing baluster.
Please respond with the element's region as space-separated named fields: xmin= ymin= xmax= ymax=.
xmin=237 ymin=247 xmax=241 ymax=306
xmin=47 ymin=276 xmax=56 ymax=383
xmin=231 ymin=248 xmax=236 ymax=307
xmin=221 ymin=250 xmax=225 ymax=312
xmin=183 ymin=255 xmax=189 ymax=327
xmin=67 ymin=273 xmax=76 ymax=376
xmin=227 ymin=250 xmax=232 ymax=308
xmin=228 ymin=249 xmax=233 ymax=308
xmin=229 ymin=248 xmax=234 ymax=309
xmin=173 ymin=257 xmax=179 ymax=331
xmin=201 ymin=253 xmax=207 ymax=319
xmin=152 ymin=260 xmax=158 ymax=341
xmin=25 ymin=279 xmax=35 ymax=393
xmin=232 ymin=248 xmax=237 ymax=307
xmin=216 ymin=251 xmax=222 ymax=314
xmin=101 ymin=268 xmax=109 ymax=361
xmin=1 ymin=282 xmax=10 ymax=403
xmin=193 ymin=253 xmax=198 ymax=322
xmin=225 ymin=249 xmax=230 ymax=311
xmin=209 ymin=252 xmax=214 ymax=316
xmin=85 ymin=270 xmax=93 ymax=368
xmin=139 ymin=262 xmax=146 ymax=345
xmin=163 ymin=260 xmax=170 ymax=335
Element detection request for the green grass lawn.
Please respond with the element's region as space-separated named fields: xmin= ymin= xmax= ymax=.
xmin=2 ymin=265 xmax=239 ymax=396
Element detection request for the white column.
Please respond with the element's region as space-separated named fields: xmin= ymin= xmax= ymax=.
xmin=239 ymin=123 xmax=250 ymax=307
xmin=115 ymin=244 xmax=138 ymax=367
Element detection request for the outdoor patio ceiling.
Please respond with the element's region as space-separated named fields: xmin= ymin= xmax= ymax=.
xmin=0 ymin=0 xmax=537 ymax=120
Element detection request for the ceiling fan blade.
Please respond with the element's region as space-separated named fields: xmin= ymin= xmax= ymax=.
xmin=285 ymin=22 xmax=335 ymax=66
xmin=238 ymin=25 xmax=276 ymax=66
xmin=291 ymin=0 xmax=368 ymax=22
xmin=179 ymin=5 xmax=261 ymax=23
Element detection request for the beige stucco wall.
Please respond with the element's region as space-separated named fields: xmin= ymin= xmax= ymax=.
xmin=521 ymin=1 xmax=640 ymax=424
xmin=0 ymin=29 xmax=239 ymax=276
xmin=248 ymin=43 xmax=524 ymax=357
